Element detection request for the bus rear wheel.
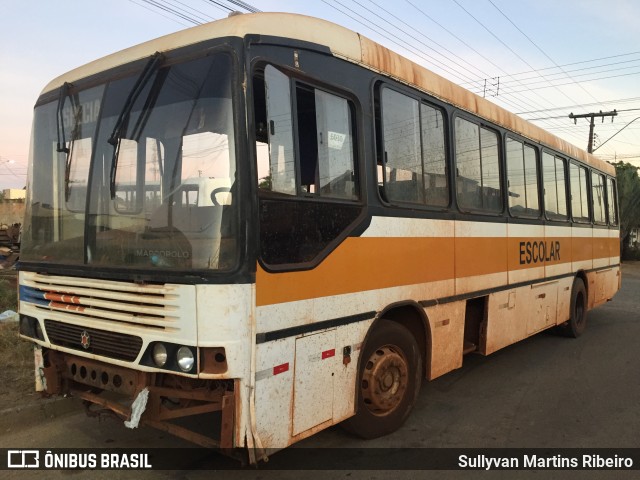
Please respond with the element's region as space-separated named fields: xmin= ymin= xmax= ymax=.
xmin=559 ymin=277 xmax=587 ymax=338
xmin=342 ymin=319 xmax=422 ymax=439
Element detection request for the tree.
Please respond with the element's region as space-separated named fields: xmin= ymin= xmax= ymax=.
xmin=613 ymin=161 xmax=640 ymax=256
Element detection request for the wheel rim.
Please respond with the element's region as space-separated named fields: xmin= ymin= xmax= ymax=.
xmin=361 ymin=346 xmax=409 ymax=416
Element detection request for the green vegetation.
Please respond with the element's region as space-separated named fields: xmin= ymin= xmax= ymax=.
xmin=0 ymin=276 xmax=17 ymax=312
xmin=0 ymin=275 xmax=36 ymax=402
xmin=613 ymin=162 xmax=640 ymax=260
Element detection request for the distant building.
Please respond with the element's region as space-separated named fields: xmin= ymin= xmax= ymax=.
xmin=2 ymin=189 xmax=25 ymax=201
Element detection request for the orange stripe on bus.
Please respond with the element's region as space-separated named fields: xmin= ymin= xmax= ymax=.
xmin=256 ymin=235 xmax=618 ymax=306
xmin=257 ymin=237 xmax=453 ymax=306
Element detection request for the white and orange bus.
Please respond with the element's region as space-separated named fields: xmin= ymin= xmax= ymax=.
xmin=18 ymin=12 xmax=620 ymax=463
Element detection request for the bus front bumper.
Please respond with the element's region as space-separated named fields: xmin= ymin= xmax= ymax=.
xmin=39 ymin=347 xmax=236 ymax=450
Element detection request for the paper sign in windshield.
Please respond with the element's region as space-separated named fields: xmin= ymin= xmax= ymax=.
xmin=328 ymin=131 xmax=346 ymax=150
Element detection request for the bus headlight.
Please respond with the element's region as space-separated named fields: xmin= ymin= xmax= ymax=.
xmin=152 ymin=343 xmax=168 ymax=367
xmin=176 ymin=346 xmax=195 ymax=372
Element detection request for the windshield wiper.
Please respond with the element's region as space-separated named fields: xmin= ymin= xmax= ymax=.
xmin=108 ymin=52 xmax=163 ymax=198
xmin=56 ymin=82 xmax=79 ymax=201
xmin=56 ymin=82 xmax=72 ymax=154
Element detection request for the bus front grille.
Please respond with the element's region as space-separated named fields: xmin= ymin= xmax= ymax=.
xmin=19 ymin=272 xmax=193 ymax=332
xmin=44 ymin=320 xmax=143 ymax=361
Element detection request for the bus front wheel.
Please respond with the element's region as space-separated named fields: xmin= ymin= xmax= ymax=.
xmin=343 ymin=319 xmax=422 ymax=439
xmin=560 ymin=277 xmax=588 ymax=338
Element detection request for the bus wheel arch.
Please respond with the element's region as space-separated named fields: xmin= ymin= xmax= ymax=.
xmin=377 ymin=303 xmax=430 ymax=379
xmin=559 ymin=274 xmax=588 ymax=338
xmin=343 ymin=303 xmax=429 ymax=439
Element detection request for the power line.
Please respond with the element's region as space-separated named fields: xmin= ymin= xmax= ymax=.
xmin=196 ymin=0 xmax=229 ymax=15
xmin=486 ymin=0 xmax=600 ymax=105
xmin=132 ymin=0 xmax=262 ymax=27
xmin=168 ymin=0 xmax=217 ymax=23
xmin=365 ymin=0 xmax=491 ymax=84
xmin=469 ymin=64 xmax=640 ymax=95
xmin=451 ymin=0 xmax=582 ymax=108
xmin=124 ymin=2 xmax=635 ymax=156
xmin=593 ymin=116 xmax=640 ymax=152
xmin=206 ymin=0 xmax=234 ymax=12
xmin=468 ymin=57 xmax=640 ymax=89
xmin=491 ymin=69 xmax=640 ymax=95
xmin=460 ymin=50 xmax=640 ymax=85
xmin=401 ymin=0 xmax=581 ymax=136
xmin=138 ymin=0 xmax=201 ymax=25
xmin=516 ymin=97 xmax=640 ymax=115
xmin=330 ymin=0 xmax=575 ymax=136
xmin=224 ymin=0 xmax=261 ymax=13
xmin=128 ymin=0 xmax=192 ymax=27
xmin=322 ymin=0 xmax=481 ymax=85
xmin=386 ymin=1 xmax=637 ymax=153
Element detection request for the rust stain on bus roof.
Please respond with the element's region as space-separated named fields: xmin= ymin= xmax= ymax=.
xmin=357 ymin=35 xmax=613 ymax=175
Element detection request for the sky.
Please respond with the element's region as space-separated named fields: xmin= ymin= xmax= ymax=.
xmin=2 ymin=0 xmax=640 ymax=190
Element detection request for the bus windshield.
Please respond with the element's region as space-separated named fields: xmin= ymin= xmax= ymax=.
xmin=22 ymin=52 xmax=238 ymax=271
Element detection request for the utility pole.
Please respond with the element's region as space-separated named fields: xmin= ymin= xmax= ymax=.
xmin=569 ymin=110 xmax=617 ymax=153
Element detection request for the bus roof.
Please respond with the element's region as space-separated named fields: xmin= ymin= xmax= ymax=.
xmin=41 ymin=12 xmax=614 ymax=175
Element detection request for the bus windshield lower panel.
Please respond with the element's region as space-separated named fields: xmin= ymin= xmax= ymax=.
xmin=22 ymin=52 xmax=238 ymax=271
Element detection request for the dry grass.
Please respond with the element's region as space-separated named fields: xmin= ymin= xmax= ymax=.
xmin=0 ymin=274 xmax=38 ymax=405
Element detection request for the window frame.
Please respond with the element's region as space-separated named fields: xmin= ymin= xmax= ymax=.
xmin=453 ymin=113 xmax=504 ymax=215
xmin=569 ymin=160 xmax=592 ymax=224
xmin=251 ymin=60 xmax=367 ymax=270
xmin=541 ymin=149 xmax=569 ymax=222
xmin=254 ymin=62 xmax=361 ymax=205
xmin=376 ymin=84 xmax=450 ymax=210
xmin=505 ymin=135 xmax=541 ymax=219
xmin=590 ymin=170 xmax=607 ymax=226
xmin=606 ymin=175 xmax=619 ymax=227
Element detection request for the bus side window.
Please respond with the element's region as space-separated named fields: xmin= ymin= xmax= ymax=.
xmin=454 ymin=117 xmax=502 ymax=213
xmin=570 ymin=162 xmax=590 ymax=222
xmin=421 ymin=103 xmax=448 ymax=207
xmin=261 ymin=65 xmax=296 ymax=195
xmin=506 ymin=138 xmax=540 ymax=217
xmin=591 ymin=171 xmax=606 ymax=224
xmin=312 ymin=89 xmax=356 ymax=199
xmin=607 ymin=176 xmax=618 ymax=226
xmin=378 ymin=88 xmax=448 ymax=207
xmin=381 ymin=89 xmax=422 ymax=204
xmin=255 ymin=65 xmax=357 ymax=200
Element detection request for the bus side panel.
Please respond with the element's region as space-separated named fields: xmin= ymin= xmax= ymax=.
xmin=609 ymin=228 xmax=621 ymax=266
xmin=592 ymin=228 xmax=611 ymax=269
xmin=483 ymin=279 xmax=562 ymax=354
xmin=555 ymin=276 xmax=574 ymax=326
xmin=527 ymin=281 xmax=558 ymax=334
xmin=588 ymin=265 xmax=620 ymax=309
xmin=484 ymin=287 xmax=528 ymax=355
xmin=254 ymin=337 xmax=295 ymax=448
xmin=254 ymin=287 xmax=377 ymax=448
xmin=507 ymin=223 xmax=545 ymax=285
xmin=545 ymin=225 xmax=572 ymax=278
xmin=292 ymin=330 xmax=336 ymax=436
xmin=455 ymin=221 xmax=507 ymax=295
xmin=572 ymin=225 xmax=593 ymax=272
xmin=332 ymin=320 xmax=372 ymax=423
xmin=424 ymin=302 xmax=465 ymax=380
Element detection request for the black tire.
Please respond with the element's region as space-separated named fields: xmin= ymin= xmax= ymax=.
xmin=559 ymin=277 xmax=588 ymax=338
xmin=342 ymin=319 xmax=422 ymax=439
